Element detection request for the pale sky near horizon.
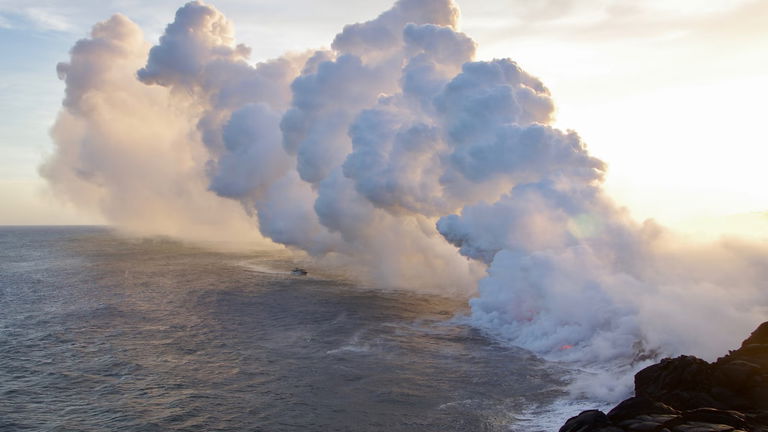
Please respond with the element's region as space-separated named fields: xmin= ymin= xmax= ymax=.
xmin=1 ymin=0 xmax=767 ymax=236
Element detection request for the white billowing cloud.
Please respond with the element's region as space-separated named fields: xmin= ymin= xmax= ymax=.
xmin=448 ymin=125 xmax=604 ymax=184
xmin=41 ymin=13 xmax=269 ymax=243
xmin=283 ymin=53 xmax=383 ymax=183
xmin=332 ymin=0 xmax=458 ymax=57
xmin=438 ymin=181 xmax=649 ymax=350
xmin=43 ymin=0 xmax=768 ymax=402
xmin=209 ymin=102 xmax=289 ymax=199
xmin=137 ymin=0 xmax=249 ymax=88
xmin=343 ymin=107 xmax=449 ymax=216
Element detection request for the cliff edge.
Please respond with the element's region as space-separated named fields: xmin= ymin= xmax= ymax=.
xmin=560 ymin=322 xmax=768 ymax=432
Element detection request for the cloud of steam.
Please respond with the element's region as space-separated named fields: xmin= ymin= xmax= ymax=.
xmin=40 ymin=13 xmax=269 ymax=243
xmin=43 ymin=0 xmax=768 ymax=401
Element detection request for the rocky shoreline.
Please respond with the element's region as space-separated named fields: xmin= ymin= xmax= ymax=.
xmin=560 ymin=322 xmax=768 ymax=432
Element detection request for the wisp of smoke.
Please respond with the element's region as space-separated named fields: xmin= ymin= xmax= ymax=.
xmin=42 ymin=0 xmax=768 ymax=401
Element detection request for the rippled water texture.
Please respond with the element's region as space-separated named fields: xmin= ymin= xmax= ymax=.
xmin=0 ymin=227 xmax=572 ymax=431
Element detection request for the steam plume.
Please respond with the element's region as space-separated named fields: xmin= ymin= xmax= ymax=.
xmin=43 ymin=0 xmax=768 ymax=400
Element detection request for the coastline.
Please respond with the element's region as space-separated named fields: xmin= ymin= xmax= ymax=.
xmin=560 ymin=322 xmax=768 ymax=432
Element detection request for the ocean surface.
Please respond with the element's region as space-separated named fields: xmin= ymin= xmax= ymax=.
xmin=0 ymin=226 xmax=585 ymax=431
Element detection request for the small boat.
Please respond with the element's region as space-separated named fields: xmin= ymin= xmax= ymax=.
xmin=291 ymin=268 xmax=308 ymax=276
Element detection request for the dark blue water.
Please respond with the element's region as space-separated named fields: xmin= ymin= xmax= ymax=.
xmin=0 ymin=226 xmax=572 ymax=431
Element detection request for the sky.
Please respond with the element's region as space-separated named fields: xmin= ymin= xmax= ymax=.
xmin=1 ymin=0 xmax=767 ymax=235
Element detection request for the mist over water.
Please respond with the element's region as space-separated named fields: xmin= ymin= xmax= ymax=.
xmin=40 ymin=0 xmax=768 ymax=405
xmin=1 ymin=227 xmax=594 ymax=431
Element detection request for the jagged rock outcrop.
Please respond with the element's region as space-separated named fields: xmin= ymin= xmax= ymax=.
xmin=560 ymin=322 xmax=768 ymax=432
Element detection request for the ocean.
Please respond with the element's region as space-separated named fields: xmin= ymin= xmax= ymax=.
xmin=0 ymin=226 xmax=590 ymax=431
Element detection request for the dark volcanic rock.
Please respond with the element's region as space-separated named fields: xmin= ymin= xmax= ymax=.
xmin=742 ymin=322 xmax=768 ymax=347
xmin=559 ymin=410 xmax=622 ymax=432
xmin=635 ymin=355 xmax=721 ymax=410
xmin=559 ymin=322 xmax=768 ymax=432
